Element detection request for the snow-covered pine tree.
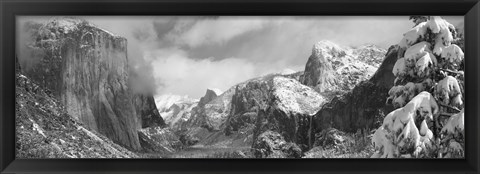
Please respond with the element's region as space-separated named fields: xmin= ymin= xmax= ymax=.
xmin=409 ymin=16 xmax=429 ymax=26
xmin=372 ymin=16 xmax=465 ymax=158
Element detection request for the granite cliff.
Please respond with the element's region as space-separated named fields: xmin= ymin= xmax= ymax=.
xmin=16 ymin=60 xmax=137 ymax=158
xmin=21 ymin=18 xmax=165 ymax=151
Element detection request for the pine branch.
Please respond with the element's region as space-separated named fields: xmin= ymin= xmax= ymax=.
xmin=438 ymin=103 xmax=462 ymax=113
xmin=439 ymin=68 xmax=464 ymax=76
xmin=439 ymin=113 xmax=455 ymax=118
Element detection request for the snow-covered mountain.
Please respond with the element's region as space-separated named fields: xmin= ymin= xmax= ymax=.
xmin=351 ymin=44 xmax=387 ymax=67
xmin=154 ymin=94 xmax=198 ymax=128
xmin=152 ymin=40 xmax=388 ymax=155
xmin=155 ymin=94 xmax=198 ymax=113
xmin=300 ymin=40 xmax=386 ymax=98
xmin=154 ymin=88 xmax=226 ymax=130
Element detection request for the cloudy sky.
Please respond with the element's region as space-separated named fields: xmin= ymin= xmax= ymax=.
xmin=17 ymin=16 xmax=463 ymax=99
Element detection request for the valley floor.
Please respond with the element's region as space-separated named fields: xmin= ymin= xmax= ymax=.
xmin=166 ymin=146 xmax=253 ymax=158
xmin=137 ymin=146 xmax=253 ymax=158
xmin=136 ymin=128 xmax=375 ymax=159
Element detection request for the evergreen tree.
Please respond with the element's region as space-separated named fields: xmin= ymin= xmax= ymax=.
xmin=372 ymin=16 xmax=465 ymax=158
xmin=409 ymin=16 xmax=429 ymax=26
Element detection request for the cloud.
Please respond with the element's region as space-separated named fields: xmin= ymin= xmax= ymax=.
xmin=82 ymin=17 xmax=162 ymax=95
xmin=167 ymin=16 xmax=268 ymax=47
xmin=17 ymin=16 xmax=464 ymax=99
xmin=148 ymin=47 xmax=257 ymax=99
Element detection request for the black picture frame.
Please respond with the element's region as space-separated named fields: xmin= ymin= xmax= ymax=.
xmin=1 ymin=0 xmax=479 ymax=173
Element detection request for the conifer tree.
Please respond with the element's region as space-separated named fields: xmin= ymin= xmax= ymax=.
xmin=372 ymin=16 xmax=465 ymax=158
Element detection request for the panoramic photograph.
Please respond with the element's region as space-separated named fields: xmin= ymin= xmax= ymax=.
xmin=15 ymin=16 xmax=465 ymax=158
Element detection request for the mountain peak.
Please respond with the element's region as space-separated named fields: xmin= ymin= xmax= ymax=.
xmin=302 ymin=40 xmax=386 ymax=95
xmin=198 ymin=89 xmax=220 ymax=107
xmin=42 ymin=17 xmax=119 ymax=38
xmin=44 ymin=17 xmax=86 ymax=33
xmin=154 ymin=94 xmax=198 ymax=112
xmin=207 ymin=88 xmax=223 ymax=96
xmin=312 ymin=40 xmax=346 ymax=57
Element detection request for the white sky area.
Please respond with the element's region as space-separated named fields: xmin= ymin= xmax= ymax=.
xmin=17 ymin=16 xmax=463 ymax=99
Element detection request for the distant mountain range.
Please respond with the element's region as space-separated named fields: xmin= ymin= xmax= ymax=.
xmin=152 ymin=39 xmax=388 ymax=154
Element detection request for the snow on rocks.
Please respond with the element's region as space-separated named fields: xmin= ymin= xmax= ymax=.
xmin=272 ymin=76 xmax=325 ymax=115
xmin=30 ymin=118 xmax=47 ymax=138
xmin=137 ymin=127 xmax=182 ymax=153
xmin=155 ymin=94 xmax=198 ymax=113
xmin=313 ymin=40 xmax=347 ymax=58
xmin=302 ymin=41 xmax=385 ymax=94
xmin=280 ymin=68 xmax=297 ymax=75
xmin=208 ymin=88 xmax=223 ymax=96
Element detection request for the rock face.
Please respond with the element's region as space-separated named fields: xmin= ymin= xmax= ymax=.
xmin=133 ymin=94 xmax=166 ymax=128
xmin=352 ymin=44 xmax=387 ymax=67
xmin=192 ymin=74 xmax=325 ymax=149
xmin=251 ymin=76 xmax=325 ymax=151
xmin=313 ymin=45 xmax=400 ymax=133
xmin=300 ymin=40 xmax=339 ymax=93
xmin=16 ymin=72 xmax=137 ymax=158
xmin=202 ymin=87 xmax=236 ymax=131
xmin=198 ymin=88 xmax=221 ymax=107
xmin=22 ymin=18 xmax=164 ymax=151
xmin=300 ymin=41 xmax=386 ymax=99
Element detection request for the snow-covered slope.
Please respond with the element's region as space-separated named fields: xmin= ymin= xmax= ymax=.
xmin=16 ymin=70 xmax=137 ymax=158
xmin=351 ymin=44 xmax=387 ymax=67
